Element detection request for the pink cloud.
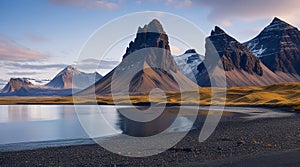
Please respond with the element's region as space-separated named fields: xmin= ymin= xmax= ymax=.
xmin=165 ymin=0 xmax=193 ymax=8
xmin=170 ymin=45 xmax=182 ymax=55
xmin=194 ymin=0 xmax=300 ymax=26
xmin=0 ymin=35 xmax=47 ymax=61
xmin=48 ymin=0 xmax=122 ymax=10
xmin=138 ymin=0 xmax=300 ymax=27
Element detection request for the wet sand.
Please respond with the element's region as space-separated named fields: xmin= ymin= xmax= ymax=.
xmin=0 ymin=112 xmax=299 ymax=166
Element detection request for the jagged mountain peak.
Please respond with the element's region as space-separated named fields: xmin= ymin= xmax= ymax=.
xmin=1 ymin=78 xmax=34 ymax=94
xmin=46 ymin=66 xmax=102 ymax=89
xmin=184 ymin=49 xmax=197 ymax=54
xmin=210 ymin=26 xmax=227 ymax=36
xmin=122 ymin=19 xmax=176 ymax=72
xmin=137 ymin=19 xmax=165 ymax=34
xmin=271 ymin=17 xmax=284 ymax=24
xmin=270 ymin=17 xmax=292 ymax=26
xmin=79 ymin=20 xmax=198 ymax=95
xmin=196 ymin=26 xmax=266 ymax=87
xmin=0 ymin=67 xmax=102 ymax=96
xmin=65 ymin=65 xmax=76 ymax=71
xmin=262 ymin=17 xmax=297 ymax=33
xmin=124 ymin=19 xmax=170 ymax=60
xmin=245 ymin=17 xmax=300 ymax=75
xmin=174 ymin=49 xmax=204 ymax=82
xmin=207 ymin=27 xmax=237 ymax=55
xmin=57 ymin=65 xmax=81 ymax=76
xmin=9 ymin=78 xmax=32 ymax=84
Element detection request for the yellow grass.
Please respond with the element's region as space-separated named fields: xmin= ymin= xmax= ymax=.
xmin=0 ymin=82 xmax=299 ymax=111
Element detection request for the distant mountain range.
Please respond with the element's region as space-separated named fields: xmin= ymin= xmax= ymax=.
xmin=1 ymin=17 xmax=300 ymax=96
xmin=0 ymin=66 xmax=102 ymax=96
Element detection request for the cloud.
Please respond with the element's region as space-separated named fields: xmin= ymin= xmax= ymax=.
xmin=194 ymin=0 xmax=300 ymax=26
xmin=48 ymin=0 xmax=122 ymax=10
xmin=220 ymin=20 xmax=232 ymax=28
xmin=75 ymin=58 xmax=120 ymax=70
xmin=6 ymin=72 xmax=40 ymax=76
xmin=0 ymin=34 xmax=48 ymax=61
xmin=165 ymin=0 xmax=192 ymax=8
xmin=5 ymin=62 xmax=68 ymax=70
xmin=140 ymin=0 xmax=300 ymax=27
xmin=170 ymin=45 xmax=182 ymax=55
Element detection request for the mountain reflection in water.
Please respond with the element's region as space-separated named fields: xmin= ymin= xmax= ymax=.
xmin=115 ymin=107 xmax=207 ymax=137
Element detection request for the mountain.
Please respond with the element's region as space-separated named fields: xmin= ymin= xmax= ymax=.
xmin=1 ymin=78 xmax=34 ymax=95
xmin=46 ymin=65 xmax=102 ymax=90
xmin=0 ymin=78 xmax=71 ymax=96
xmin=174 ymin=49 xmax=204 ymax=82
xmin=196 ymin=26 xmax=285 ymax=87
xmin=245 ymin=17 xmax=300 ymax=81
xmin=0 ymin=66 xmax=102 ymax=96
xmin=80 ymin=19 xmax=198 ymax=95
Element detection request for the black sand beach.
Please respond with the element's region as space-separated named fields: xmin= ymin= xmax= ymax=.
xmin=0 ymin=112 xmax=299 ymax=166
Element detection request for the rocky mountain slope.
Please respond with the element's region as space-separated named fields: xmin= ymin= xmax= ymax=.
xmin=46 ymin=65 xmax=102 ymax=89
xmin=0 ymin=66 xmax=102 ymax=96
xmin=0 ymin=78 xmax=71 ymax=96
xmin=80 ymin=19 xmax=198 ymax=95
xmin=196 ymin=26 xmax=285 ymax=87
xmin=245 ymin=17 xmax=300 ymax=81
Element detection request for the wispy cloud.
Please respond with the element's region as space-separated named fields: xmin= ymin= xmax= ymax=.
xmin=5 ymin=62 xmax=67 ymax=70
xmin=48 ymin=0 xmax=123 ymax=10
xmin=165 ymin=0 xmax=192 ymax=8
xmin=137 ymin=0 xmax=300 ymax=27
xmin=6 ymin=71 xmax=40 ymax=76
xmin=194 ymin=0 xmax=300 ymax=26
xmin=137 ymin=0 xmax=193 ymax=8
xmin=75 ymin=58 xmax=120 ymax=70
xmin=0 ymin=34 xmax=48 ymax=61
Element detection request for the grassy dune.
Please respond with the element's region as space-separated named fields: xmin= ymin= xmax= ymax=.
xmin=0 ymin=82 xmax=299 ymax=111
xmin=226 ymin=83 xmax=300 ymax=109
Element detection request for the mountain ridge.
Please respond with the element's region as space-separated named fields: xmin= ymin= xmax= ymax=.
xmin=2 ymin=17 xmax=300 ymax=96
xmin=46 ymin=65 xmax=102 ymax=89
xmin=196 ymin=26 xmax=286 ymax=87
xmin=245 ymin=17 xmax=300 ymax=77
xmin=0 ymin=66 xmax=102 ymax=96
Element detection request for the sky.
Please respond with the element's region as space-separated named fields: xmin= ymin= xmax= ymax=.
xmin=1 ymin=0 xmax=300 ymax=87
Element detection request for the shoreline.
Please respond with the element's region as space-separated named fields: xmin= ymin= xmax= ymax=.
xmin=1 ymin=113 xmax=299 ymax=166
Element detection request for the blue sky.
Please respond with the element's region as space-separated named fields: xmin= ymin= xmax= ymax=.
xmin=1 ymin=0 xmax=300 ymax=86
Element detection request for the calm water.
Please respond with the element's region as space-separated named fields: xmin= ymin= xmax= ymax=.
xmin=0 ymin=105 xmax=294 ymax=151
xmin=0 ymin=105 xmax=89 ymax=145
xmin=0 ymin=105 xmax=199 ymax=145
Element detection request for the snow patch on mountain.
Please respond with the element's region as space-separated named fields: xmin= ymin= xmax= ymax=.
xmin=246 ymin=40 xmax=267 ymax=57
xmin=26 ymin=78 xmax=50 ymax=86
xmin=174 ymin=49 xmax=204 ymax=82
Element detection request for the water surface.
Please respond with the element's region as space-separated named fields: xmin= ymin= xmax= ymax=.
xmin=0 ymin=105 xmax=294 ymax=151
